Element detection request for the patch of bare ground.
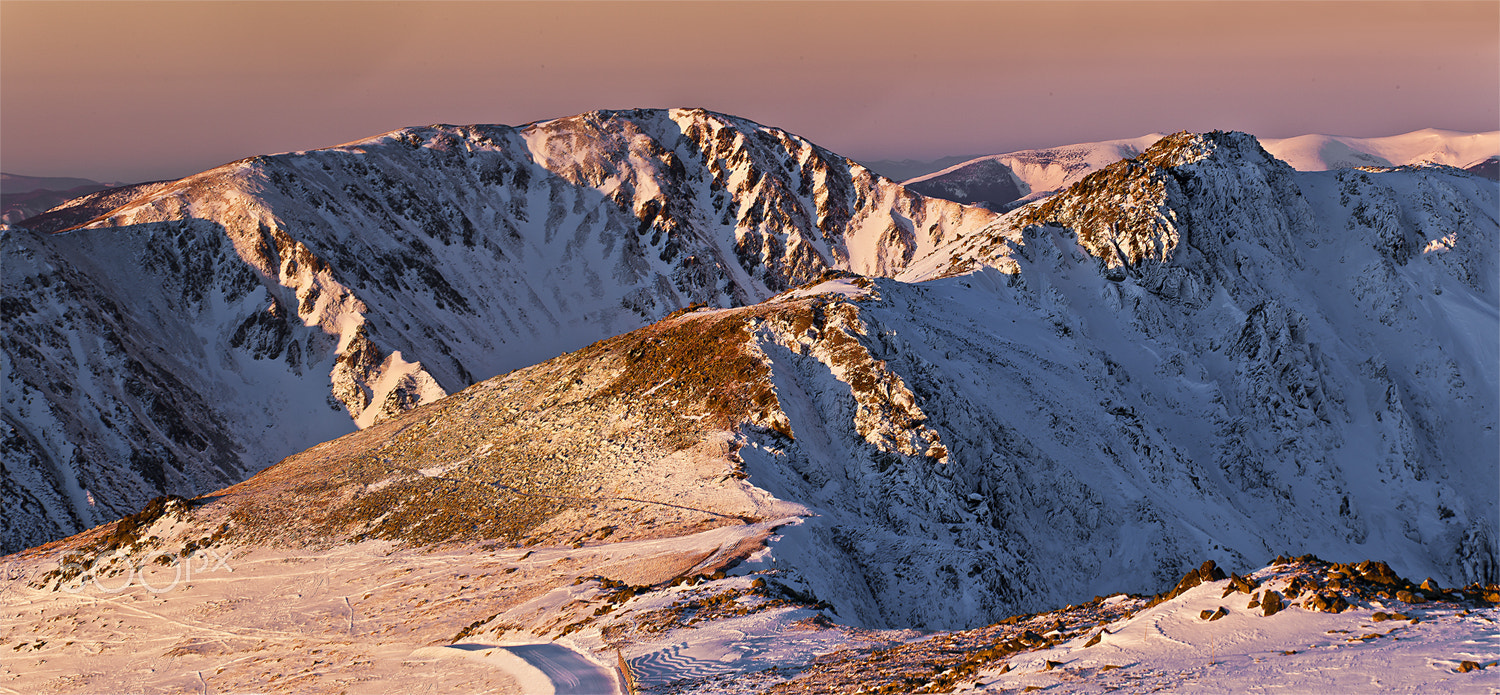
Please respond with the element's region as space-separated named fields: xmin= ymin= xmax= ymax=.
xmin=155 ymin=293 xmax=848 ymax=551
xmin=768 ymin=554 xmax=1500 ymax=693
xmin=766 ymin=594 xmax=1145 ymax=694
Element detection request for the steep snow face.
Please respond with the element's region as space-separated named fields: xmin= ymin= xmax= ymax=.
xmin=522 ymin=109 xmax=998 ymax=284
xmin=1260 ymin=129 xmax=1500 ymax=172
xmin=904 ymin=134 xmax=1167 ymax=209
xmin=2 ymin=228 xmax=261 ymax=548
xmin=0 ymin=109 xmax=1000 ymax=553
xmin=737 ymin=134 xmax=1497 ymax=628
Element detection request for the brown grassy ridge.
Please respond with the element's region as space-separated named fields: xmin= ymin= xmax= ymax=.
xmin=170 ymin=292 xmax=857 ymax=549
xmin=17 ymin=274 xmax=882 ymax=556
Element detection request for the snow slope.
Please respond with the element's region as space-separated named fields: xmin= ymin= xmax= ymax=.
xmin=4 ymin=495 xmax=1494 ymax=693
xmin=974 ymin=559 xmax=1500 ymax=694
xmin=0 ymin=108 xmax=1001 ymax=553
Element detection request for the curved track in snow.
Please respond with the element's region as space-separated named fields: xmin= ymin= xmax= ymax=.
xmin=501 ymin=643 xmax=618 ymax=694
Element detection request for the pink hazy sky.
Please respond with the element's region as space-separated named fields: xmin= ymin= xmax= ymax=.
xmin=2 ymin=1 xmax=1496 ymax=183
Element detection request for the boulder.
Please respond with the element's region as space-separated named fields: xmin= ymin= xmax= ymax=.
xmin=1261 ymin=591 xmax=1283 ymax=616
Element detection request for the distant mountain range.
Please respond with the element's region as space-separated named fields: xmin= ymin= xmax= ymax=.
xmin=857 ymin=154 xmax=984 ymax=182
xmin=12 ymin=129 xmax=1491 ymax=227
xmin=901 ymin=129 xmax=1499 ymax=210
xmin=0 ymin=174 xmax=128 ymax=225
xmin=1259 ymin=129 xmax=1499 ymax=172
xmin=903 ymin=134 xmax=1166 ymax=210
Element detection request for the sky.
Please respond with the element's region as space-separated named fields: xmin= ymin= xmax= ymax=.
xmin=2 ymin=0 xmax=1496 ymax=183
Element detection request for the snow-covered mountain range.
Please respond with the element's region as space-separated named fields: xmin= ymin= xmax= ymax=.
xmin=3 ymin=118 xmax=1496 ymax=693
xmin=217 ymin=133 xmax=1500 ymax=626
xmin=18 ymin=126 xmax=1495 ymax=620
xmin=1 ymin=108 xmax=999 ymax=553
xmin=1259 ymin=128 xmax=1499 ymax=173
xmin=904 ymin=129 xmax=1500 ymax=210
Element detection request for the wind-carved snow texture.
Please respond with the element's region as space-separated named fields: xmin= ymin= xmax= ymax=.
xmin=736 ymin=133 xmax=1497 ymax=630
xmin=0 ymin=108 xmax=999 ymax=552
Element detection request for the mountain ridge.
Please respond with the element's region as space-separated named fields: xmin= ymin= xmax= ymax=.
xmin=19 ymin=130 xmax=1493 ymax=632
xmin=0 ymin=108 xmax=1002 ymax=553
xmin=2 ymin=121 xmax=1496 ymax=694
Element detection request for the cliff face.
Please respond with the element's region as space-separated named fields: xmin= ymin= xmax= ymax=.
xmin=0 ymin=109 xmax=1000 ymax=552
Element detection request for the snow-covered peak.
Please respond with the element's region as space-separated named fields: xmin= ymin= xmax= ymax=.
xmin=914 ymin=130 xmax=1267 ymax=279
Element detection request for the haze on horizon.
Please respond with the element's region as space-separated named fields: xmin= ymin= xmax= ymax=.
xmin=2 ymin=0 xmax=1496 ymax=184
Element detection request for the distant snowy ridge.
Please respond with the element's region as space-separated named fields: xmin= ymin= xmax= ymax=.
xmin=1 ymin=174 xmax=116 ymax=225
xmin=1260 ymin=128 xmax=1499 ymax=172
xmin=903 ymin=134 xmax=1166 ymax=209
xmin=0 ymin=108 xmax=1000 ymax=553
xmin=904 ymin=129 xmax=1499 ymax=210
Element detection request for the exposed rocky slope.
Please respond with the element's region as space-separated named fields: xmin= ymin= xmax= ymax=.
xmin=0 ymin=108 xmax=1000 ymax=553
